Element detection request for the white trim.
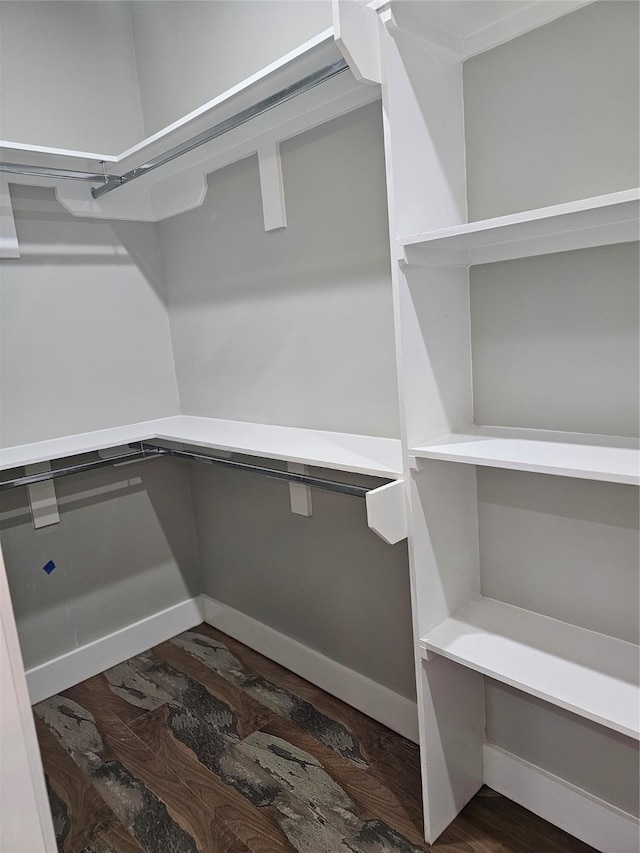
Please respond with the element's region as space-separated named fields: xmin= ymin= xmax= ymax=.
xmin=25 ymin=597 xmax=203 ymax=705
xmin=23 ymin=592 xmax=419 ymax=743
xmin=463 ymin=1 xmax=595 ymax=60
xmin=201 ymin=595 xmax=419 ymax=743
xmin=0 ymin=552 xmax=57 ymax=851
xmin=483 ymin=744 xmax=640 ymax=853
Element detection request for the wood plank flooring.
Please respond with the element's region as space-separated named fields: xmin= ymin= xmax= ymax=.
xmin=34 ymin=624 xmax=596 ymax=853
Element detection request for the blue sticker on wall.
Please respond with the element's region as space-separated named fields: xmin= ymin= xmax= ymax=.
xmin=42 ymin=560 xmax=56 ymax=575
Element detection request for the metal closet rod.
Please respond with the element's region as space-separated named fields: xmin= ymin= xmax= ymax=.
xmin=91 ymin=58 xmax=348 ymax=199
xmin=0 ymin=445 xmax=166 ymax=491
xmin=0 ymin=59 xmax=348 ymax=198
xmin=0 ymin=441 xmax=374 ymax=499
xmin=0 ymin=162 xmax=121 ymax=185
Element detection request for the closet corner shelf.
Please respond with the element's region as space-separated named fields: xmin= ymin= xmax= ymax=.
xmin=410 ymin=431 xmax=640 ymax=485
xmin=0 ymin=416 xmax=403 ymax=480
xmin=419 ymin=597 xmax=640 ymax=740
xmin=399 ymin=189 xmax=640 ymax=266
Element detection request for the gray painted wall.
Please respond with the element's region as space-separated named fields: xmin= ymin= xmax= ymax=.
xmin=0 ymin=186 xmax=180 ymax=447
xmin=464 ymin=0 xmax=640 ymax=219
xmin=0 ymin=185 xmax=192 ymax=668
xmin=129 ymin=0 xmax=332 ymax=137
xmin=191 ymin=462 xmax=415 ymax=698
xmin=0 ymin=459 xmax=200 ymax=670
xmin=0 ymin=0 xmax=332 ymax=150
xmin=478 ymin=468 xmax=639 ymax=644
xmin=470 ymin=243 xmax=639 ymax=437
xmin=486 ymin=682 xmax=640 ymax=818
xmin=161 ymin=102 xmax=400 ymax=439
xmin=0 ymin=1 xmax=145 ymax=152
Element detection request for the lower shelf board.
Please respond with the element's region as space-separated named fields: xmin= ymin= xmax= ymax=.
xmin=419 ymin=597 xmax=639 ymax=740
xmin=410 ymin=432 xmax=640 ymax=485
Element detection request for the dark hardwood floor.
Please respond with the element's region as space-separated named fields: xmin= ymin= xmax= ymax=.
xmin=34 ymin=624 xmax=595 ymax=852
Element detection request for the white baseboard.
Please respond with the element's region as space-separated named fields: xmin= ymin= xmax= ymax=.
xmin=201 ymin=594 xmax=419 ymax=743
xmin=24 ymin=593 xmax=418 ymax=744
xmin=26 ymin=597 xmax=204 ymax=705
xmin=484 ymin=744 xmax=639 ymax=853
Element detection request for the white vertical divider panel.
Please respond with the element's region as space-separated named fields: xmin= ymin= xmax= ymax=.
xmin=0 ymin=549 xmax=57 ymax=851
xmin=257 ymin=141 xmax=287 ymax=231
xmin=333 ymin=0 xmax=382 ymax=84
xmin=379 ymin=14 xmax=467 ymax=237
xmin=378 ymin=13 xmax=484 ymax=844
xmin=25 ymin=462 xmax=59 ymax=529
xmin=0 ymin=177 xmax=19 ymax=258
xmin=287 ymin=462 xmax=312 ymax=516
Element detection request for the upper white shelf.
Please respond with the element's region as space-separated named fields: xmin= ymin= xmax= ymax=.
xmin=0 ymin=416 xmax=403 ymax=480
xmin=411 ymin=429 xmax=639 ymax=486
xmin=400 ymin=189 xmax=640 ymax=266
xmin=419 ymin=597 xmax=640 ymax=740
xmin=376 ymin=0 xmax=593 ymax=61
xmin=0 ymin=30 xmax=378 ymax=223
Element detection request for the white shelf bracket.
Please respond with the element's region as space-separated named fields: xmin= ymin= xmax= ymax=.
xmin=258 ymin=142 xmax=287 ymax=232
xmin=0 ymin=176 xmax=20 ymax=258
xmin=366 ymin=478 xmax=407 ymax=544
xmin=25 ymin=463 xmax=59 ymax=529
xmin=287 ymin=462 xmax=312 ymax=517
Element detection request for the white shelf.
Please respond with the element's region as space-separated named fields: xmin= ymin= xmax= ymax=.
xmin=0 ymin=416 xmax=403 ymax=479
xmin=411 ymin=430 xmax=639 ymax=485
xmin=420 ymin=597 xmax=640 ymax=740
xmin=377 ymin=0 xmax=593 ymax=61
xmin=400 ymin=190 xmax=640 ymax=266
xmin=0 ymin=31 xmax=379 ymax=222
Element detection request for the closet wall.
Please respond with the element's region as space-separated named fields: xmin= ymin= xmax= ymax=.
xmin=0 ymin=1 xmax=144 ymax=151
xmin=128 ymin=0 xmax=332 ymax=136
xmin=0 ymin=183 xmax=198 ymax=670
xmin=159 ymin=102 xmax=414 ymax=697
xmin=463 ymin=1 xmax=639 ymax=219
xmin=0 ymin=187 xmax=180 ymax=446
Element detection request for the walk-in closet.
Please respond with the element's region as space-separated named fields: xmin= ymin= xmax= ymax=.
xmin=1 ymin=2 xmax=638 ymax=852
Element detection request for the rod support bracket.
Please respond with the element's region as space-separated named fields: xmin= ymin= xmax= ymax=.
xmin=25 ymin=462 xmax=60 ymax=529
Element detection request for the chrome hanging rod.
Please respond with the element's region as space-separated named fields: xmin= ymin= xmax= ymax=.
xmin=0 ymin=445 xmax=166 ymax=490
xmin=90 ymin=58 xmax=349 ymax=199
xmin=0 ymin=161 xmax=121 ymax=185
xmin=147 ymin=444 xmax=370 ymax=498
xmin=0 ymin=440 xmax=376 ymax=499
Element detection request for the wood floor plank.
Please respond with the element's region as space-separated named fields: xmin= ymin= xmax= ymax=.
xmin=258 ymin=715 xmax=426 ymax=846
xmin=150 ymin=640 xmax=274 ymax=738
xmin=62 ymin=671 xmax=168 ymax=726
xmin=35 ymin=715 xmax=120 ymax=853
xmin=172 ymin=628 xmax=370 ymax=769
xmin=450 ymin=788 xmax=597 ymax=853
xmin=95 ymin=712 xmax=253 ymax=853
xmin=130 ymin=704 xmax=295 ymax=853
xmin=190 ymin=624 xmax=424 ymax=811
xmin=36 ymin=692 xmax=226 ymax=853
xmin=79 ymin=821 xmax=144 ymax=853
